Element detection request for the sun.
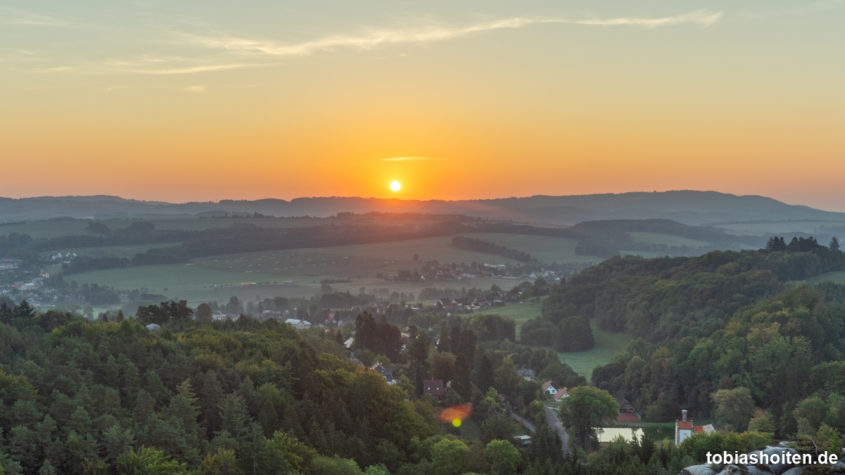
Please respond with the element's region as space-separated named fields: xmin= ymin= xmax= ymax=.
xmin=389 ymin=181 xmax=401 ymax=192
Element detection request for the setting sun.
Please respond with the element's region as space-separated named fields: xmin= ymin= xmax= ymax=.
xmin=390 ymin=181 xmax=401 ymax=192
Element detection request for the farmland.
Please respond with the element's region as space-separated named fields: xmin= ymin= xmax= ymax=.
xmin=464 ymin=233 xmax=602 ymax=264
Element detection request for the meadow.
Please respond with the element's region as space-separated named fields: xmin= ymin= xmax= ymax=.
xmin=628 ymin=232 xmax=711 ymax=248
xmin=477 ymin=298 xmax=631 ymax=379
xmin=475 ymin=298 xmax=545 ymax=339
xmin=557 ymin=321 xmax=632 ymax=379
xmin=463 ymin=233 xmax=602 ymax=264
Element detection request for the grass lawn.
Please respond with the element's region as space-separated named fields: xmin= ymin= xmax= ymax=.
xmin=558 ymin=321 xmax=631 ymax=380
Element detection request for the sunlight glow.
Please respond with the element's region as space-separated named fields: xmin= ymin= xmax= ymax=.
xmin=390 ymin=181 xmax=401 ymax=192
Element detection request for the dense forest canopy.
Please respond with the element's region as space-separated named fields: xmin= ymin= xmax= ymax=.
xmin=527 ymin=237 xmax=845 ymax=441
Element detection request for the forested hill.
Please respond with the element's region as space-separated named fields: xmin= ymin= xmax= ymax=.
xmin=2 ymin=191 xmax=843 ymax=225
xmin=0 ymin=314 xmax=438 ymax=473
xmin=531 ymin=236 xmax=845 ymax=440
xmin=537 ymin=236 xmax=845 ymax=342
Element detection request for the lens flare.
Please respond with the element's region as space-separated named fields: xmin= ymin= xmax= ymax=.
xmin=437 ymin=404 xmax=472 ymax=426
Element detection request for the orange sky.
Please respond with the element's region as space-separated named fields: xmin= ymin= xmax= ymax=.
xmin=1 ymin=2 xmax=843 ymax=210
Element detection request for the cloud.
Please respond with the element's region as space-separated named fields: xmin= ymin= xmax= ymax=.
xmin=0 ymin=8 xmax=78 ymax=28
xmin=184 ymin=10 xmax=723 ymax=58
xmin=182 ymin=85 xmax=208 ymax=93
xmin=382 ymin=156 xmax=442 ymax=162
xmin=117 ymin=63 xmax=260 ymax=75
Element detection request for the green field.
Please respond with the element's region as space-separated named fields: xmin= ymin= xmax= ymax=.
xmin=713 ymin=220 xmax=845 ymax=236
xmin=806 ymin=271 xmax=845 ymax=284
xmin=0 ymin=218 xmax=93 ymax=239
xmin=465 ymin=233 xmax=603 ymax=265
xmin=311 ymin=237 xmax=520 ymax=265
xmin=476 ymin=298 xmax=545 ymax=338
xmin=0 ymin=216 xmax=325 ymax=239
xmin=558 ymin=321 xmax=632 ymax=380
xmin=629 ymin=232 xmax=711 ymax=248
xmin=67 ymin=261 xmax=526 ymax=306
xmin=47 ymin=242 xmax=180 ymax=259
xmin=67 ymin=264 xmax=294 ymax=302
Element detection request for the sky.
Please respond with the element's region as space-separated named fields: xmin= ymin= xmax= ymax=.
xmin=1 ymin=1 xmax=844 ymax=209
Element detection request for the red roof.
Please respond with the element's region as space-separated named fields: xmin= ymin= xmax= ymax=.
xmin=423 ymin=379 xmax=446 ymax=396
xmin=617 ymin=413 xmax=640 ymax=423
xmin=693 ymin=426 xmax=704 ymax=433
xmin=678 ymin=421 xmax=693 ymax=430
xmin=553 ymin=387 xmax=569 ymax=399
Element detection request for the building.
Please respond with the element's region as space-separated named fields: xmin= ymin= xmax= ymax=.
xmin=675 ymin=410 xmax=716 ymax=445
xmin=541 ymin=380 xmax=558 ymax=395
xmin=517 ymin=368 xmax=536 ymax=381
xmin=553 ymin=387 xmax=569 ymax=401
xmin=284 ymin=318 xmax=312 ymax=330
xmin=423 ymin=379 xmax=446 ymax=397
xmin=675 ymin=410 xmax=693 ymax=446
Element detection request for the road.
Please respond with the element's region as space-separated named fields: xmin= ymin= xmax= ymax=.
xmin=510 ymin=411 xmax=537 ymax=433
xmin=544 ymin=405 xmax=570 ymax=458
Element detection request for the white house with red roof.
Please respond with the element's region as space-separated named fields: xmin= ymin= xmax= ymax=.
xmin=675 ymin=410 xmax=715 ymax=445
xmin=541 ymin=380 xmax=558 ymax=395
xmin=553 ymin=387 xmax=569 ymax=401
xmin=675 ymin=409 xmax=693 ymax=446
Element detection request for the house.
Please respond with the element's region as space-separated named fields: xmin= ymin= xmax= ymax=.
xmin=675 ymin=410 xmax=715 ymax=445
xmin=371 ymin=362 xmax=396 ymax=385
xmin=617 ymin=413 xmax=641 ymax=423
xmin=284 ymin=318 xmax=312 ymax=330
xmin=513 ymin=435 xmax=532 ymax=446
xmin=517 ymin=369 xmax=536 ymax=381
xmin=541 ymin=380 xmax=558 ymax=395
xmin=598 ymin=427 xmax=643 ymax=444
xmin=675 ymin=410 xmax=693 ymax=446
xmin=553 ymin=387 xmax=569 ymax=401
xmin=423 ymin=379 xmax=446 ymax=397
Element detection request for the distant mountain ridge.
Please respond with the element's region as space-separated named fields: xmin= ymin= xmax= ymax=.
xmin=1 ymin=191 xmax=843 ymax=225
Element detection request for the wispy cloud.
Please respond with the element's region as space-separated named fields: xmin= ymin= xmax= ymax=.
xmin=382 ymin=156 xmax=443 ymax=162
xmin=182 ymin=85 xmax=208 ymax=93
xmin=120 ymin=63 xmax=258 ymax=75
xmin=184 ymin=10 xmax=722 ymax=58
xmin=0 ymin=7 xmax=78 ymax=28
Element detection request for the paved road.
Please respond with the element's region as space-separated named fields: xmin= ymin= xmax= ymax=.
xmin=510 ymin=411 xmax=537 ymax=433
xmin=544 ymin=405 xmax=570 ymax=458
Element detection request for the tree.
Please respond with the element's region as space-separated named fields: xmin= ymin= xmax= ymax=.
xmin=559 ymin=386 xmax=619 ymax=451
xmin=485 ymin=440 xmax=522 ymax=475
xmin=747 ymin=408 xmax=775 ymax=433
xmin=114 ymin=447 xmax=188 ymax=474
xmin=830 ymin=236 xmax=840 ymax=252
xmin=226 ymin=296 xmax=243 ymax=316
xmin=712 ymin=387 xmax=754 ymax=432
xmin=407 ymin=330 xmax=430 ymax=395
xmin=86 ymin=222 xmax=111 ymax=236
xmin=196 ymin=303 xmax=213 ymax=323
xmin=431 ymin=438 xmax=469 ymax=475
xmin=793 ymin=396 xmax=828 ymax=435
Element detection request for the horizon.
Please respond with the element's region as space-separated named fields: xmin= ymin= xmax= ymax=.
xmin=3 ymin=188 xmax=845 ymax=214
xmin=2 ymin=1 xmax=844 ymax=210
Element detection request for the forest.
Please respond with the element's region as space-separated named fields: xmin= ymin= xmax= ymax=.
xmin=1 ymin=236 xmax=843 ymax=474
